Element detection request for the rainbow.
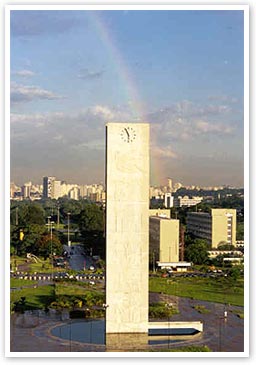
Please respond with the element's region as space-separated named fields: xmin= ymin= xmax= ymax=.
xmin=89 ymin=11 xmax=145 ymax=120
xmin=89 ymin=11 xmax=166 ymax=186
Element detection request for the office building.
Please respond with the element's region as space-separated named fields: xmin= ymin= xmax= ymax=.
xmin=187 ymin=208 xmax=237 ymax=248
xmin=149 ymin=216 xmax=179 ymax=263
xmin=105 ymin=122 xmax=149 ymax=334
xmin=43 ymin=176 xmax=55 ymax=199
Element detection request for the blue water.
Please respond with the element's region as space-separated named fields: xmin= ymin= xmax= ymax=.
xmin=149 ymin=328 xmax=198 ymax=335
xmin=51 ymin=320 xmax=105 ymax=344
xmin=51 ymin=320 xmax=194 ymax=345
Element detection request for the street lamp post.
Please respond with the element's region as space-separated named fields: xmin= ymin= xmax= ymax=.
xmin=165 ymin=303 xmax=172 ymax=349
xmin=50 ymin=221 xmax=54 ymax=278
xmin=15 ymin=207 xmax=19 ymax=226
xmin=67 ymin=212 xmax=71 ymax=247
xmin=218 ymin=309 xmax=228 ymax=352
xmin=46 ymin=220 xmax=54 ymax=278
xmin=47 ymin=216 xmax=51 ymax=232
xmin=57 ymin=205 xmax=60 ymax=228
xmin=102 ymin=303 xmax=109 ymax=345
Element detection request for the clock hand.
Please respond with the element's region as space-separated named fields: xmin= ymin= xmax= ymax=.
xmin=124 ymin=128 xmax=130 ymax=140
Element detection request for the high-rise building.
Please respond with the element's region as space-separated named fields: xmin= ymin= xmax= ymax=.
xmin=69 ymin=186 xmax=79 ymax=200
xmin=10 ymin=182 xmax=17 ymax=199
xmin=167 ymin=178 xmax=173 ymax=191
xmin=43 ymin=176 xmax=55 ymax=199
xmin=21 ymin=182 xmax=32 ymax=199
xmin=52 ymin=180 xmax=62 ymax=199
xmin=187 ymin=208 xmax=237 ymax=248
xmin=105 ymin=122 xmax=149 ymax=334
xmin=164 ymin=193 xmax=174 ymax=208
xmin=79 ymin=185 xmax=88 ymax=198
xmin=149 ymin=216 xmax=179 ymax=263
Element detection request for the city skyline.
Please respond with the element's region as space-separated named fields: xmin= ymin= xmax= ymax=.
xmin=10 ymin=7 xmax=245 ymax=186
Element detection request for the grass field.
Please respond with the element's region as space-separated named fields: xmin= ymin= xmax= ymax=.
xmin=11 ymin=256 xmax=66 ymax=274
xmin=149 ymin=276 xmax=244 ymax=307
xmin=55 ymin=282 xmax=101 ymax=296
xmin=11 ymin=284 xmax=55 ymax=310
xmin=10 ymin=278 xmax=39 ymax=287
xmin=10 ymin=279 xmax=104 ymax=312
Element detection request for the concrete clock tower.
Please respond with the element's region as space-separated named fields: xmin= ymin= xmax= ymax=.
xmin=105 ymin=123 xmax=149 ymax=334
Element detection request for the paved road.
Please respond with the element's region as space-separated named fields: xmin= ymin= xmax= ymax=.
xmin=63 ymin=244 xmax=94 ymax=271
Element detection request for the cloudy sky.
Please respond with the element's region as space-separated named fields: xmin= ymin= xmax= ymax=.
xmin=10 ymin=8 xmax=245 ymax=187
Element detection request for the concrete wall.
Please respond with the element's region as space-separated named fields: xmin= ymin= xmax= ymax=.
xmin=105 ymin=123 xmax=149 ymax=333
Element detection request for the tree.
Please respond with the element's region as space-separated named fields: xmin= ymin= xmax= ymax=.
xmin=10 ymin=221 xmax=48 ymax=256
xmin=79 ymin=204 xmax=104 ymax=234
xmin=185 ymin=239 xmax=209 ymax=265
xmin=34 ymin=233 xmax=62 ymax=259
xmin=78 ymin=203 xmax=105 ymax=256
xmin=237 ymin=222 xmax=244 ymax=240
xmin=228 ymin=266 xmax=241 ymax=282
xmin=10 ymin=202 xmax=45 ymax=226
xmin=217 ymin=242 xmax=235 ymax=250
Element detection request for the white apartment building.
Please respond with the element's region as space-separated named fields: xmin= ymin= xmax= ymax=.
xmin=52 ymin=180 xmax=62 ymax=199
xmin=174 ymin=195 xmax=203 ymax=207
xmin=21 ymin=182 xmax=32 ymax=199
xmin=164 ymin=193 xmax=174 ymax=208
xmin=69 ymin=186 xmax=80 ymax=200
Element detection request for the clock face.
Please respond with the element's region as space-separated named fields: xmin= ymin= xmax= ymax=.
xmin=120 ymin=126 xmax=136 ymax=143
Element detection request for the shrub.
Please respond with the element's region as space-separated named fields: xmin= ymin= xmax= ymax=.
xmin=149 ymin=302 xmax=179 ymax=319
xmin=193 ymin=305 xmax=210 ymax=314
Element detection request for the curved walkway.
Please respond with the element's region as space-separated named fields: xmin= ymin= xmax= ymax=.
xmin=10 ymin=295 xmax=244 ymax=353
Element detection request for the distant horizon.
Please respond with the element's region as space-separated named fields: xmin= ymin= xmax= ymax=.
xmin=9 ymin=7 xmax=246 ymax=187
xmin=11 ymin=175 xmax=244 ymax=189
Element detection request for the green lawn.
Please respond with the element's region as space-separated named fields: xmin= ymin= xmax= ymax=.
xmin=10 ymin=278 xmax=39 ymax=287
xmin=10 ymin=280 xmax=104 ymax=313
xmin=29 ymin=260 xmax=66 ymax=273
xmin=11 ymin=284 xmax=55 ymax=311
xmin=149 ymin=276 xmax=244 ymax=307
xmin=11 ymin=256 xmax=67 ymax=274
xmin=55 ymin=282 xmax=97 ymax=296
